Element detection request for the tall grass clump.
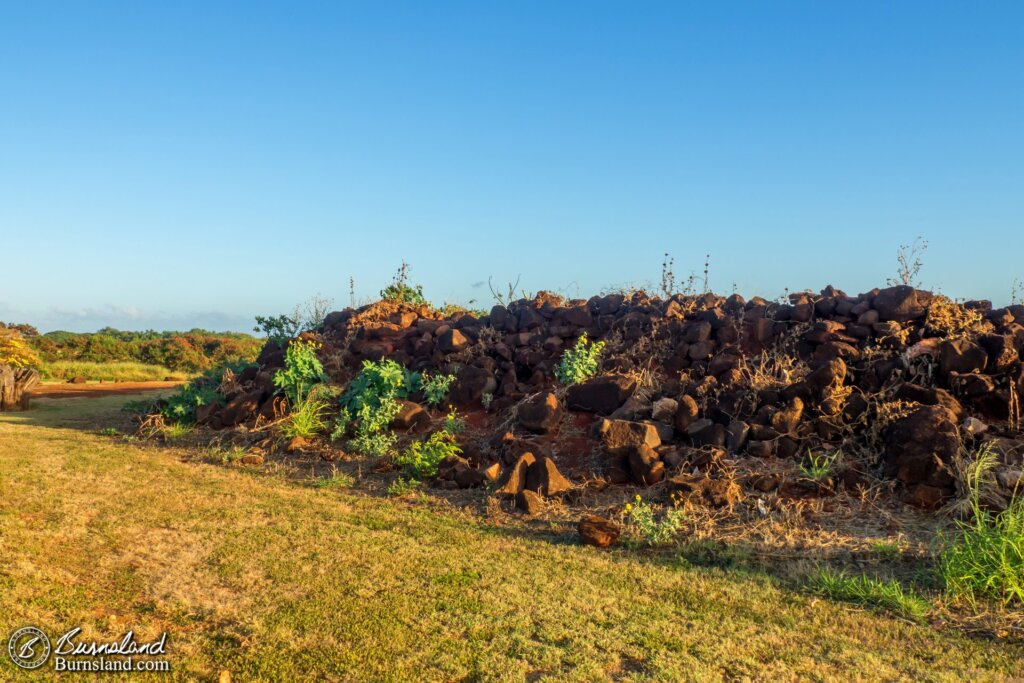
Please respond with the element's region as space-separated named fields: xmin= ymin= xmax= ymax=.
xmin=280 ymin=386 xmax=334 ymax=439
xmin=809 ymin=568 xmax=931 ymax=623
xmin=941 ymin=445 xmax=1024 ymax=605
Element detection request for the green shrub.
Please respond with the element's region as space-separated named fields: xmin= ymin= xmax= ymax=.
xmin=625 ymin=495 xmax=685 ymax=546
xmin=336 ymin=359 xmax=420 ymax=457
xmin=941 ymin=446 xmax=1024 ymax=605
xmin=161 ymin=381 xmax=223 ymax=424
xmin=809 ymin=568 xmax=931 ymax=623
xmin=394 ymin=430 xmax=462 ymax=479
xmin=555 ymin=333 xmax=605 ymax=385
xmin=274 ymin=340 xmax=327 ymax=406
xmin=341 ymin=359 xmax=420 ymax=411
xmin=421 ymin=372 xmax=456 ymax=407
xmin=30 ymin=328 xmax=261 ymax=373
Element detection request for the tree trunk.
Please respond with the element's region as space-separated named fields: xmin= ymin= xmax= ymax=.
xmin=0 ymin=365 xmax=40 ymax=411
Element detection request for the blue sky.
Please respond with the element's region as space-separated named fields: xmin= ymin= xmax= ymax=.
xmin=1 ymin=2 xmax=1022 ymax=332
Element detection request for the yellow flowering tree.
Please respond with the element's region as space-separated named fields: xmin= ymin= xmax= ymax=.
xmin=0 ymin=328 xmax=41 ymax=368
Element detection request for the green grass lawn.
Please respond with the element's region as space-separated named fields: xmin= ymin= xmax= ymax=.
xmin=1 ymin=397 xmax=1022 ymax=681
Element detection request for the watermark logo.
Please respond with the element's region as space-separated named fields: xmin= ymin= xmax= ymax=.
xmin=7 ymin=626 xmax=170 ymax=673
xmin=8 ymin=627 xmax=51 ymax=670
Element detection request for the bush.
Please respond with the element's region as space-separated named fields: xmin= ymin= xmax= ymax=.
xmin=555 ymin=334 xmax=605 ymax=385
xmin=394 ymin=430 xmax=462 ymax=479
xmin=340 ymin=359 xmax=420 ymax=412
xmin=336 ymin=359 xmax=420 ymax=457
xmin=274 ymin=340 xmax=327 ymax=406
xmin=0 ymin=328 xmax=41 ymax=368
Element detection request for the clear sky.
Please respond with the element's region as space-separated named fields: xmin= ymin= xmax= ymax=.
xmin=1 ymin=2 xmax=1022 ymax=332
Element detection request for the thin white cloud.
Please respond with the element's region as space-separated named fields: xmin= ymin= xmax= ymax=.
xmin=1 ymin=303 xmax=255 ymax=334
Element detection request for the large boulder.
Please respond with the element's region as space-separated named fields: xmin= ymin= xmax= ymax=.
xmin=596 ymin=419 xmax=662 ymax=454
xmin=449 ymin=365 xmax=497 ymax=406
xmin=872 ymin=286 xmax=933 ymax=322
xmin=565 ymin=374 xmax=636 ymax=414
xmin=220 ymin=390 xmax=264 ymax=426
xmin=525 ymin=456 xmax=573 ymax=496
xmin=517 ymin=392 xmax=563 ymax=434
xmin=883 ymin=405 xmax=959 ymax=504
xmin=938 ymin=339 xmax=988 ymax=379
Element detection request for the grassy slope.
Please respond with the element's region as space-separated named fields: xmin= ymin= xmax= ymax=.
xmin=1 ymin=398 xmax=1021 ymax=682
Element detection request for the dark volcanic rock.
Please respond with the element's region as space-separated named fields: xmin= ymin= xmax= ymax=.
xmin=884 ymin=405 xmax=959 ymax=493
xmin=517 ymin=392 xmax=563 ymax=434
xmin=566 ymin=374 xmax=636 ymax=414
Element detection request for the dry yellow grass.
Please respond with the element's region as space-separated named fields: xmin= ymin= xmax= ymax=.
xmin=1 ymin=396 xmax=1023 ymax=681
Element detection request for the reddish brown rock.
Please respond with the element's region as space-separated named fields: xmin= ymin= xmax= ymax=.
xmin=577 ymin=515 xmax=622 ymax=548
xmin=494 ymin=452 xmax=537 ymax=495
xmin=525 ymin=456 xmax=573 ymax=496
xmin=517 ymin=392 xmax=563 ymax=434
xmin=597 ymin=419 xmax=662 ymax=454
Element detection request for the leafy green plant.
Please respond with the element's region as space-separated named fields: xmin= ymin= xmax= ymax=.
xmin=380 ymin=260 xmax=427 ymax=305
xmin=624 ymin=495 xmax=685 ymax=546
xmin=351 ymin=428 xmax=399 ymax=458
xmin=336 ymin=359 xmax=421 ymax=457
xmin=394 ymin=429 xmax=462 ymax=479
xmin=800 ymin=450 xmax=839 ymax=480
xmin=274 ymin=340 xmax=327 ymax=407
xmin=161 ymin=381 xmax=223 ymax=424
xmin=387 ymin=476 xmax=422 ymax=497
xmin=555 ymin=333 xmax=605 ymax=385
xmin=442 ymin=408 xmax=466 ymax=435
xmin=421 ymin=372 xmax=456 ymax=407
xmin=941 ymin=445 xmax=1024 ymax=605
xmin=808 ymin=568 xmax=930 ymax=623
xmin=340 ymin=359 xmax=420 ymax=412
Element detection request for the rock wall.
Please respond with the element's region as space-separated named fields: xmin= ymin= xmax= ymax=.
xmin=206 ymin=285 xmax=1024 ymax=509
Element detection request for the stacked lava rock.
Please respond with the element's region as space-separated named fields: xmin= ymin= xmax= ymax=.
xmin=203 ymin=286 xmax=1024 ymax=509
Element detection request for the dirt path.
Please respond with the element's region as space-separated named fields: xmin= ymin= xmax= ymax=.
xmin=27 ymin=380 xmax=183 ymax=399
